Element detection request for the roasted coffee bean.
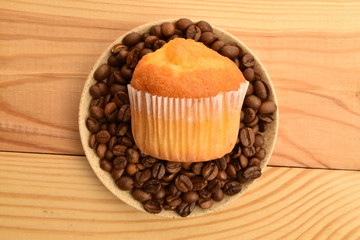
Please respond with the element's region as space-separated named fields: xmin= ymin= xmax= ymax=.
xmin=133 ymin=41 xmax=145 ymax=51
xmin=180 ymin=169 xmax=196 ymax=179
xmin=255 ymin=148 xmax=266 ymax=160
xmin=165 ymin=161 xmax=182 ymax=174
xmin=94 ymin=64 xmax=111 ymax=81
xmin=254 ymin=134 xmax=265 ymax=147
xmin=118 ymin=105 xmax=131 ymax=122
xmin=89 ymin=105 xmax=104 ymax=120
xmin=149 ymin=25 xmax=163 ymax=38
xmin=122 ymin=32 xmax=141 ymax=46
xmin=108 ymin=55 xmax=120 ymax=67
xmin=200 ymin=32 xmax=215 ymax=45
xmin=100 ymin=123 xmax=107 ymax=131
xmin=199 ymin=198 xmax=213 ymax=209
xmin=258 ymin=121 xmax=267 ymax=132
xmin=113 ymin=156 xmax=127 ymax=169
xmin=175 ymin=175 xmax=193 ymax=192
xmin=243 ymin=146 xmax=256 ymax=157
xmin=176 ymin=18 xmax=193 ymax=31
xmin=104 ymin=102 xmax=118 ymax=121
xmin=161 ymin=22 xmax=175 ymax=37
xmin=240 ymin=127 xmax=255 ymax=147
xmin=126 ymin=148 xmax=140 ymax=164
xmin=234 ymin=57 xmax=240 ymax=67
xmin=112 ymin=144 xmax=127 ymax=156
xmin=167 ymin=34 xmax=181 ymax=41
xmin=254 ymin=80 xmax=268 ymax=100
xmin=111 ymin=167 xmax=124 ymax=180
xmin=168 ymin=183 xmax=181 ymax=197
xmin=141 ymin=32 xmax=150 ymax=41
xmin=139 ymin=48 xmax=153 ymax=59
xmin=211 ymin=40 xmax=225 ymax=52
xmin=89 ymin=134 xmax=97 ymax=149
xmin=231 ymin=145 xmax=242 ymax=159
xmin=208 ymin=179 xmax=221 ymax=192
xmin=249 ymin=157 xmax=261 ymax=167
xmin=117 ymin=175 xmax=134 ymax=191
xmin=240 ymin=154 xmax=248 ymax=169
xmin=116 ymin=50 xmax=129 ymax=65
xmin=135 ymin=169 xmax=152 ymax=184
xmin=243 ymin=108 xmax=256 ymax=123
xmin=162 ymin=173 xmax=177 ymax=183
xmin=202 ymin=162 xmax=218 ymax=181
xmin=95 ymin=130 xmax=111 ymax=143
xmin=120 ymin=65 xmax=133 ymax=80
xmin=223 ymin=181 xmax=241 ymax=195
xmin=152 ymin=162 xmax=166 ymax=179
xmin=109 ymin=84 xmax=127 ymax=96
xmin=141 ymin=157 xmax=157 ymax=168
xmin=97 ymin=82 xmax=109 ymax=96
xmin=226 ymin=164 xmax=237 ymax=179
xmin=212 ymin=189 xmax=224 ymax=202
xmin=215 ymin=157 xmax=227 ymax=171
xmin=243 ymin=67 xmax=255 ymax=81
xmin=153 ymin=187 xmax=166 ymax=200
xmin=153 ymin=39 xmax=167 ymax=50
xmin=118 ymin=136 xmax=133 ymax=147
xmin=243 ymin=166 xmax=262 ymax=180
xmin=143 ymin=200 xmax=161 ymax=214
xmin=246 ymin=116 xmax=259 ymax=128
xmin=116 ymin=123 xmax=128 ymax=136
xmin=86 ymin=117 xmax=100 ymax=133
xmin=100 ymin=159 xmax=113 ymax=172
xmin=126 ymin=48 xmax=139 ymax=69
xmin=111 ymin=43 xmax=127 ymax=55
xmin=177 ymin=202 xmax=195 ymax=217
xmin=241 ymin=54 xmax=255 ymax=68
xmin=191 ymin=176 xmax=208 ymax=190
xmin=246 ymin=82 xmax=254 ymax=96
xmin=258 ymin=113 xmax=274 ymax=123
xmin=132 ymin=189 xmax=152 ymax=202
xmin=197 ymin=190 xmax=211 ymax=202
xmin=220 ymin=45 xmax=240 ymax=59
xmin=196 ymin=20 xmax=213 ymax=32
xmin=144 ymin=35 xmax=159 ymax=48
xmin=182 ymin=191 xmax=199 ymax=203
xmin=216 ymin=170 xmax=228 ymax=181
xmin=185 ymin=25 xmax=201 ymax=41
xmin=96 ymin=143 xmax=107 ymax=159
xmin=89 ymin=85 xmax=101 ymax=98
xmin=90 ymin=98 xmax=104 ymax=108
xmin=254 ymin=66 xmax=262 ymax=81
xmin=259 ymin=101 xmax=277 ymax=114
xmin=252 ymin=124 xmax=259 ymax=135
xmin=143 ymin=179 xmax=161 ymax=194
xmin=244 ymin=95 xmax=262 ymax=110
xmin=232 ymin=157 xmax=242 ymax=171
xmin=126 ymin=163 xmax=138 ymax=176
xmin=191 ymin=162 xmax=203 ymax=175
xmin=166 ymin=196 xmax=182 ymax=208
xmin=182 ymin=162 xmax=192 ymax=170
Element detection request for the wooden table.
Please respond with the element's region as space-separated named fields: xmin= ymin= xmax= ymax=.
xmin=1 ymin=1 xmax=359 ymax=239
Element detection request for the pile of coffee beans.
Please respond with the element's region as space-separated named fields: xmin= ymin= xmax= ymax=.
xmin=86 ymin=18 xmax=277 ymax=217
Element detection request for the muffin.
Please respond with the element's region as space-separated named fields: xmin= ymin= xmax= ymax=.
xmin=129 ymin=38 xmax=249 ymax=162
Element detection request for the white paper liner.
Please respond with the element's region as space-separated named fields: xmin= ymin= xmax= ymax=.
xmin=128 ymin=81 xmax=249 ymax=162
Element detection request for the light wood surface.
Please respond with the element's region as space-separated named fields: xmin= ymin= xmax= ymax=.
xmin=1 ymin=152 xmax=359 ymax=240
xmin=0 ymin=0 xmax=360 ymax=239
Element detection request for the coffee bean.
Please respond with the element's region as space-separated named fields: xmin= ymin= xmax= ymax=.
xmin=161 ymin=22 xmax=175 ymax=37
xmin=211 ymin=40 xmax=225 ymax=52
xmin=139 ymin=48 xmax=153 ymax=59
xmin=168 ymin=183 xmax=181 ymax=197
xmin=208 ymin=179 xmax=221 ymax=192
xmin=100 ymin=159 xmax=113 ymax=172
xmin=89 ymin=105 xmax=104 ymax=120
xmin=86 ymin=117 xmax=100 ymax=133
xmin=241 ymin=54 xmax=255 ymax=68
xmin=185 ymin=25 xmax=201 ymax=41
xmin=117 ymin=175 xmax=134 ymax=191
xmin=165 ymin=161 xmax=182 ymax=174
xmin=149 ymin=25 xmax=163 ymax=38
xmin=89 ymin=85 xmax=101 ymax=98
xmin=143 ymin=179 xmax=161 ymax=194
xmin=108 ymin=55 xmax=121 ymax=68
xmin=153 ymin=40 xmax=166 ymax=50
xmin=243 ymin=166 xmax=262 ymax=180
xmin=243 ymin=146 xmax=256 ymax=158
xmin=220 ymin=45 xmax=239 ymax=59
xmin=215 ymin=170 xmax=227 ymax=181
xmin=200 ymin=32 xmax=215 ymax=45
xmin=162 ymin=173 xmax=176 ymax=183
xmin=126 ymin=148 xmax=140 ymax=164
xmin=133 ymin=41 xmax=145 ymax=51
xmin=123 ymin=32 xmax=141 ymax=46
xmin=152 ymin=162 xmax=165 ymax=179
xmin=191 ymin=162 xmax=203 ymax=175
xmin=126 ymin=48 xmax=139 ymax=69
xmin=135 ymin=169 xmax=151 ymax=184
xmin=118 ymin=105 xmax=131 ymax=122
xmin=144 ymin=35 xmax=158 ymax=48
xmin=246 ymin=82 xmax=254 ymax=96
xmin=225 ymin=164 xmax=237 ymax=179
xmin=177 ymin=202 xmax=195 ymax=217
xmin=191 ymin=176 xmax=208 ymax=191
xmin=254 ymin=66 xmax=262 ymax=81
xmin=246 ymin=116 xmax=259 ymax=128
xmin=182 ymin=162 xmax=192 ymax=170
xmin=111 ymin=167 xmax=124 ymax=180
xmin=202 ymin=162 xmax=218 ymax=181
xmin=252 ymin=125 xmax=259 ymax=135
xmin=96 ymin=143 xmax=107 ymax=159
xmin=116 ymin=123 xmax=128 ymax=136
xmin=182 ymin=191 xmax=199 ymax=203
xmin=116 ymin=49 xmax=128 ymax=65
xmin=198 ymin=189 xmax=212 ymax=201
xmin=141 ymin=32 xmax=150 ymax=41
xmin=141 ymin=157 xmax=157 ymax=168
xmin=106 ymin=150 xmax=115 ymax=161
xmin=180 ymin=169 xmax=196 ymax=179
xmin=258 ymin=121 xmax=267 ymax=132
xmin=240 ymin=154 xmax=248 ymax=169
xmin=104 ymin=102 xmax=118 ymax=121
xmin=120 ymin=65 xmax=132 ymax=80
xmin=110 ymin=84 xmax=127 ymax=96
xmin=132 ymin=189 xmax=152 ymax=202
xmin=231 ymin=145 xmax=242 ymax=159
xmin=240 ymin=127 xmax=255 ymax=147
xmin=196 ymin=20 xmax=213 ymax=32
xmin=244 ymin=95 xmax=262 ymax=110
xmin=215 ymin=157 xmax=227 ymax=171
xmin=175 ymin=175 xmax=193 ymax=192
xmin=111 ymin=43 xmax=127 ymax=55
xmin=153 ymin=187 xmax=166 ymax=200
xmin=258 ymin=113 xmax=274 ymax=123
xmin=95 ymin=130 xmax=111 ymax=144
xmin=167 ymin=34 xmax=181 ymax=41
xmin=259 ymin=101 xmax=277 ymax=114
xmin=234 ymin=57 xmax=240 ymax=67
xmin=176 ymin=18 xmax=193 ymax=31
xmin=199 ymin=198 xmax=213 ymax=209
xmin=90 ymin=98 xmax=104 ymax=108
xmin=126 ymin=163 xmax=138 ymax=176
xmin=223 ymin=181 xmax=241 ymax=195
xmin=112 ymin=144 xmax=127 ymax=156
xmin=212 ymin=189 xmax=224 ymax=202
xmin=243 ymin=108 xmax=256 ymax=123
xmin=113 ymin=156 xmax=127 ymax=169
xmin=249 ymin=157 xmax=261 ymax=167
xmin=254 ymin=80 xmax=268 ymax=100
xmin=94 ymin=64 xmax=111 ymax=81
xmin=243 ymin=67 xmax=255 ymax=81
xmin=232 ymin=157 xmax=242 ymax=171
xmin=255 ymin=148 xmax=266 ymax=160
xmin=166 ymin=196 xmax=182 ymax=209
xmin=143 ymin=200 xmax=161 ymax=214
xmin=89 ymin=134 xmax=97 ymax=149
xmin=254 ymin=134 xmax=264 ymax=147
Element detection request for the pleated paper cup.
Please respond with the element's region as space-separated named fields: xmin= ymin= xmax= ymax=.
xmin=79 ymin=18 xmax=279 ymax=218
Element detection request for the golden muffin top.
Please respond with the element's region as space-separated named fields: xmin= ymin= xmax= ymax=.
xmin=130 ymin=38 xmax=245 ymax=98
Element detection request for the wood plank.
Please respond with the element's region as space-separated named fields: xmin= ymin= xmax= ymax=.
xmin=0 ymin=1 xmax=360 ymax=169
xmin=0 ymin=151 xmax=359 ymax=240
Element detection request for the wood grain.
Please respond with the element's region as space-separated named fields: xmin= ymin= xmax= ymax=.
xmin=0 ymin=0 xmax=360 ymax=169
xmin=0 ymin=151 xmax=359 ymax=240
